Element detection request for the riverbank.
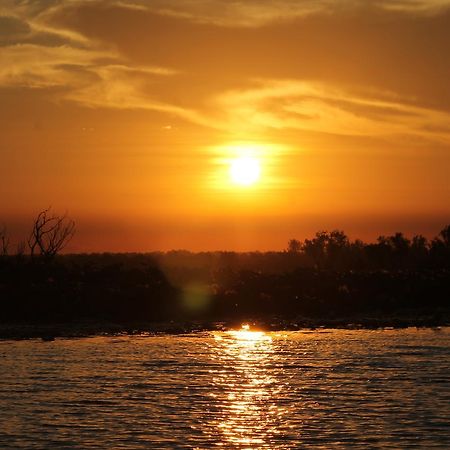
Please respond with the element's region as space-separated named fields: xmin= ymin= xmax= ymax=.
xmin=1 ymin=255 xmax=449 ymax=338
xmin=1 ymin=310 xmax=449 ymax=340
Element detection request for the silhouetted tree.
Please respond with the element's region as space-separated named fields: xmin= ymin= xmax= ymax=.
xmin=301 ymin=230 xmax=351 ymax=269
xmin=373 ymin=233 xmax=410 ymax=269
xmin=0 ymin=225 xmax=9 ymax=256
xmin=389 ymin=232 xmax=410 ymax=254
xmin=302 ymin=231 xmax=328 ymax=268
xmin=349 ymin=239 xmax=366 ymax=268
xmin=326 ymin=230 xmax=350 ymax=269
xmin=28 ymin=208 xmax=75 ymax=260
xmin=430 ymin=225 xmax=450 ymax=268
xmin=16 ymin=241 xmax=27 ymax=257
xmin=0 ymin=224 xmax=450 ymax=329
xmin=438 ymin=225 xmax=450 ymax=247
xmin=411 ymin=234 xmax=428 ymax=251
xmin=287 ymin=239 xmax=301 ymax=253
xmin=410 ymin=235 xmax=428 ymax=268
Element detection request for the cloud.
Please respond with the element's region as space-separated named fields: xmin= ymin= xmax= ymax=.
xmin=0 ymin=41 xmax=194 ymax=123
xmin=1 ymin=0 xmax=449 ymax=143
xmin=0 ymin=1 xmax=90 ymax=46
xmin=129 ymin=0 xmax=450 ymax=25
xmin=382 ymin=0 xmax=450 ymax=13
xmin=0 ymin=44 xmax=102 ymax=88
xmin=211 ymin=80 xmax=450 ymax=142
xmin=0 ymin=15 xmax=30 ymax=38
xmin=0 ymin=15 xmax=75 ymax=48
xmin=2 ymin=0 xmax=336 ymax=30
xmin=97 ymin=0 xmax=450 ymax=27
xmin=5 ymin=1 xmax=449 ymax=32
xmin=65 ymin=64 xmax=205 ymax=125
xmin=0 ymin=1 xmax=188 ymax=119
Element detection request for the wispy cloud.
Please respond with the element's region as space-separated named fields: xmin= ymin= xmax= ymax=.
xmin=0 ymin=1 xmax=191 ymax=119
xmin=65 ymin=63 xmax=205 ymax=125
xmin=211 ymin=80 xmax=450 ymax=142
xmin=0 ymin=44 xmax=102 ymax=88
xmin=381 ymin=0 xmax=450 ymax=13
xmin=1 ymin=1 xmax=90 ymax=45
xmin=104 ymin=0 xmax=450 ymax=26
xmin=1 ymin=0 xmax=449 ymax=143
xmin=4 ymin=1 xmax=449 ymax=30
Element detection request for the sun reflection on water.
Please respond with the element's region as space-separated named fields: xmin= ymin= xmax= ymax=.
xmin=210 ymin=325 xmax=287 ymax=448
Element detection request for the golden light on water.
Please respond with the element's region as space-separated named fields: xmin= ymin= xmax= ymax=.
xmin=227 ymin=323 xmax=270 ymax=342
xmin=211 ymin=325 xmax=287 ymax=448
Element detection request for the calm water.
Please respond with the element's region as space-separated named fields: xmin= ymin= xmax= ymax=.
xmin=0 ymin=328 xmax=449 ymax=449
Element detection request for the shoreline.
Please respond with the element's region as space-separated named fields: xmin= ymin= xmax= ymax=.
xmin=1 ymin=314 xmax=448 ymax=340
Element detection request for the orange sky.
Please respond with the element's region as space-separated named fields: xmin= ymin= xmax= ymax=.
xmin=1 ymin=0 xmax=449 ymax=251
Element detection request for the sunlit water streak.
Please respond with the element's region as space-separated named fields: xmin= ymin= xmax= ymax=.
xmin=0 ymin=328 xmax=449 ymax=448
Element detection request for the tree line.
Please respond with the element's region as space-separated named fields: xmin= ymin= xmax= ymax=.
xmin=0 ymin=211 xmax=449 ymax=330
xmin=1 ymin=209 xmax=449 ymax=272
xmin=285 ymin=226 xmax=450 ymax=270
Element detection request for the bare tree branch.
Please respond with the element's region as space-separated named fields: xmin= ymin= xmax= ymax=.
xmin=28 ymin=208 xmax=75 ymax=260
xmin=16 ymin=240 xmax=26 ymax=258
xmin=0 ymin=224 xmax=10 ymax=256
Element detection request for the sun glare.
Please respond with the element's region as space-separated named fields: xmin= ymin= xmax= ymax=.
xmin=227 ymin=324 xmax=270 ymax=341
xmin=230 ymin=156 xmax=260 ymax=186
xmin=209 ymin=142 xmax=283 ymax=192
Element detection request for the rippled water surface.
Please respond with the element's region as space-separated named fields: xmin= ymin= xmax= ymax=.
xmin=0 ymin=328 xmax=449 ymax=448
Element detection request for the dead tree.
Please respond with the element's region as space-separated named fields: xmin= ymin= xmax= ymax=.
xmin=28 ymin=208 xmax=75 ymax=260
xmin=0 ymin=225 xmax=9 ymax=256
xmin=16 ymin=240 xmax=26 ymax=260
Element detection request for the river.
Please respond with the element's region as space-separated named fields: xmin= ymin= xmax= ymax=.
xmin=0 ymin=327 xmax=449 ymax=448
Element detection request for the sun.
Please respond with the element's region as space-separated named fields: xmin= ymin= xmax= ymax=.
xmin=229 ymin=156 xmax=261 ymax=186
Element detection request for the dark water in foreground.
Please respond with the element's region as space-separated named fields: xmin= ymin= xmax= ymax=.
xmin=0 ymin=328 xmax=449 ymax=449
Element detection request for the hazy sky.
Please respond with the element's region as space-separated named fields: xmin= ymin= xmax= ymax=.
xmin=1 ymin=0 xmax=449 ymax=251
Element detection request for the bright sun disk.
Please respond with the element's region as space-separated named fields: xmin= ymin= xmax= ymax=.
xmin=229 ymin=156 xmax=260 ymax=186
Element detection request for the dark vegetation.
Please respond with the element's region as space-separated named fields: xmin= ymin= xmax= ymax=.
xmin=0 ymin=210 xmax=449 ymax=337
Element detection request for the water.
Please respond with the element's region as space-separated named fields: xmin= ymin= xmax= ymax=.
xmin=0 ymin=328 xmax=449 ymax=449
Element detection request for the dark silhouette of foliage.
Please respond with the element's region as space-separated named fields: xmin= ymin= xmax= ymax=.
xmin=0 ymin=221 xmax=449 ymax=334
xmin=287 ymin=239 xmax=301 ymax=253
xmin=438 ymin=225 xmax=450 ymax=246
